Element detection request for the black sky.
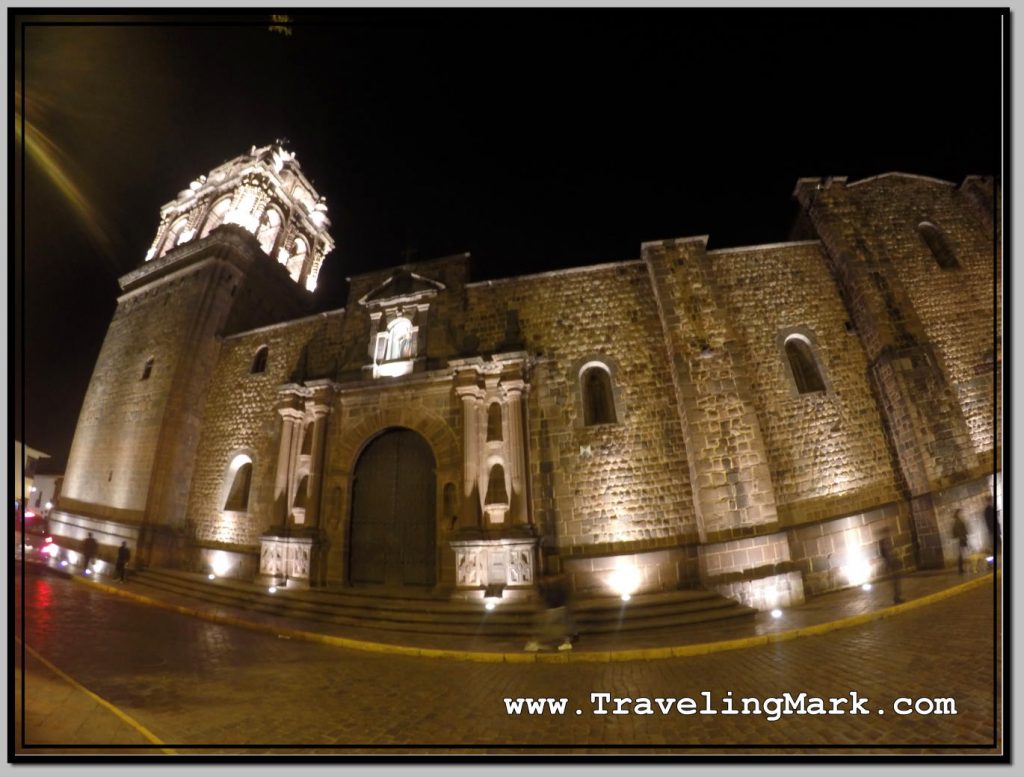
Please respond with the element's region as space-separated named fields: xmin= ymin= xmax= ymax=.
xmin=13 ymin=9 xmax=1005 ymax=470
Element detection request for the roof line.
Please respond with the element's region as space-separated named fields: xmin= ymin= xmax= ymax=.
xmin=465 ymin=258 xmax=642 ymax=288
xmin=221 ymin=308 xmax=345 ymax=342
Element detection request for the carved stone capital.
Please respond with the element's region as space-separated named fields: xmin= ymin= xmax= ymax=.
xmin=455 ymin=385 xmax=485 ymax=402
xmin=278 ymin=407 xmax=306 ymax=423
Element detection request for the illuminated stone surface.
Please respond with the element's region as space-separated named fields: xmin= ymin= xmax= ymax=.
xmin=52 ymin=156 xmax=1000 ymax=612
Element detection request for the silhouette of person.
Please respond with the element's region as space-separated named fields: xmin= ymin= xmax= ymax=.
xmin=984 ymin=497 xmax=998 ymax=556
xmin=525 ymin=573 xmax=577 ymax=652
xmin=115 ymin=541 xmax=131 ymax=582
xmin=878 ymin=528 xmax=903 ymax=604
xmin=82 ymin=533 xmax=98 ymax=575
xmin=951 ymin=509 xmax=968 ymax=575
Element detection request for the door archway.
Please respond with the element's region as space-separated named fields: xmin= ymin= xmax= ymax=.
xmin=349 ymin=428 xmax=437 ymax=587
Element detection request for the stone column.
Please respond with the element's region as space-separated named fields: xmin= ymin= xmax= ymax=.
xmin=455 ymin=383 xmax=484 ymax=528
xmin=645 ymin=237 xmax=802 ymax=609
xmin=503 ymin=379 xmax=529 ymax=525
xmin=275 ymin=407 xmax=304 ymax=524
xmin=303 ymin=403 xmax=330 ymax=527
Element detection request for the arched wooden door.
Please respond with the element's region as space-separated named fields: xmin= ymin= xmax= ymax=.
xmin=349 ymin=428 xmax=437 ymax=587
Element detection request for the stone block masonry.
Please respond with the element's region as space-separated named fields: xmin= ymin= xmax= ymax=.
xmin=57 ymin=156 xmax=1000 ymax=610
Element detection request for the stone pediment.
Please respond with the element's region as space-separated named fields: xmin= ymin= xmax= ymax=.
xmin=358 ymin=270 xmax=446 ymax=307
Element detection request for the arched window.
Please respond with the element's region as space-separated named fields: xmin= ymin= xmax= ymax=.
xmin=484 ymin=464 xmax=509 ymax=506
xmin=141 ymin=357 xmax=154 ymax=381
xmin=256 ymin=207 xmax=283 ymax=256
xmin=918 ymin=222 xmax=960 ymax=270
xmin=785 ymin=334 xmax=826 ymax=394
xmin=160 ymin=216 xmax=192 ymax=257
xmin=581 ymin=364 xmax=617 ymax=426
xmin=250 ymin=345 xmax=268 ymax=374
xmin=223 ymin=454 xmax=253 ymax=511
xmin=286 ymin=237 xmax=307 ymax=282
xmin=486 ymin=403 xmax=503 ymax=442
xmin=200 ymin=196 xmax=233 ymax=239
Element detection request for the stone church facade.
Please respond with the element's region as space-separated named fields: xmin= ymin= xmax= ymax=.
xmin=51 ymin=144 xmax=1001 ymax=611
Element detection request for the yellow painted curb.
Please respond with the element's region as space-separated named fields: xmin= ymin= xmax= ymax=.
xmin=69 ymin=570 xmax=996 ymax=664
xmin=16 ymin=637 xmax=177 ymax=754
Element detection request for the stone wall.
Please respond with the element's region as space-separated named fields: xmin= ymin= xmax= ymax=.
xmin=710 ymin=241 xmax=901 ymax=525
xmin=835 ymin=175 xmax=999 ymax=464
xmin=184 ymin=312 xmax=338 ymax=553
xmin=66 ymin=170 xmax=998 ymax=604
xmin=794 ymin=175 xmax=998 ymax=489
xmin=465 ymin=263 xmax=698 ymax=580
xmin=61 ymin=262 xmax=224 ymax=521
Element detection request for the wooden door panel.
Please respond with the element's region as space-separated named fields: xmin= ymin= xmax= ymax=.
xmin=349 ymin=429 xmax=436 ymax=588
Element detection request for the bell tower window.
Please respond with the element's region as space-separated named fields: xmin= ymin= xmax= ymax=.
xmin=200 ymin=196 xmax=233 ymax=239
xmin=256 ymin=207 xmax=283 ymax=256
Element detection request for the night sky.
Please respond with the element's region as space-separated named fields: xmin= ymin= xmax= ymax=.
xmin=13 ymin=9 xmax=1004 ymax=470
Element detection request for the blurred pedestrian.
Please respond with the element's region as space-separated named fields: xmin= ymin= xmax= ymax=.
xmin=984 ymin=497 xmax=998 ymax=555
xmin=82 ymin=533 xmax=98 ymax=575
xmin=951 ymin=509 xmax=968 ymax=575
xmin=525 ymin=573 xmax=577 ymax=652
xmin=115 ymin=541 xmax=131 ymax=582
xmin=878 ymin=528 xmax=903 ymax=604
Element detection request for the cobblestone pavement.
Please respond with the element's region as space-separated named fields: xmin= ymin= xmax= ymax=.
xmin=14 ymin=572 xmax=1001 ymax=756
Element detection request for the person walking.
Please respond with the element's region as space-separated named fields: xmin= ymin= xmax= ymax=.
xmin=878 ymin=528 xmax=903 ymax=605
xmin=525 ymin=573 xmax=577 ymax=652
xmin=82 ymin=533 xmax=98 ymax=575
xmin=951 ymin=509 xmax=968 ymax=575
xmin=115 ymin=541 xmax=131 ymax=582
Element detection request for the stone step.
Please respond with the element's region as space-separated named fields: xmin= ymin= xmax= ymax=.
xmin=129 ymin=568 xmax=756 ymax=638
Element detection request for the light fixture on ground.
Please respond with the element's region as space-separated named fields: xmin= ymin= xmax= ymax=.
xmin=771 ymin=608 xmax=783 ymax=619
xmin=210 ymin=550 xmax=233 ymax=578
xmin=607 ymin=560 xmax=641 ymax=603
xmin=861 ymin=583 xmax=873 ymax=591
xmin=483 ymin=583 xmax=504 ymax=611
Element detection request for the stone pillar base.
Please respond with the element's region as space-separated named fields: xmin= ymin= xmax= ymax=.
xmin=258 ymin=531 xmax=322 ymax=588
xmin=909 ymin=494 xmax=945 ymax=569
xmin=698 ymin=531 xmax=805 ymax=609
xmin=709 ymin=570 xmax=805 ymax=611
xmin=450 ymin=529 xmax=538 ymax=591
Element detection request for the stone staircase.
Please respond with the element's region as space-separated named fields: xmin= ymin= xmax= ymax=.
xmin=129 ymin=568 xmax=756 ymax=639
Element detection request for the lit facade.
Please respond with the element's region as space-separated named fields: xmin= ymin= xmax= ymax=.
xmin=51 ymin=147 xmax=1001 ymax=611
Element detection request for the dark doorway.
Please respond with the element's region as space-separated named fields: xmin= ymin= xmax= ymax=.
xmin=349 ymin=428 xmax=437 ymax=587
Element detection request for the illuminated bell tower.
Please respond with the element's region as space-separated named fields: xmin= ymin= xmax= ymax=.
xmin=55 ymin=143 xmax=335 ymax=567
xmin=144 ymin=142 xmax=333 ymax=292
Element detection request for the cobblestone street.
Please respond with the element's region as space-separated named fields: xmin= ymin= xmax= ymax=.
xmin=13 ymin=572 xmax=1000 ymax=755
